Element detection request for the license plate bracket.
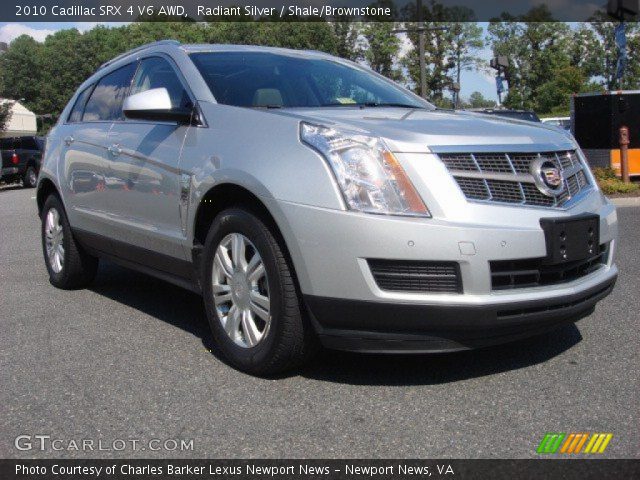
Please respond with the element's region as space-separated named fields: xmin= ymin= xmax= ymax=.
xmin=540 ymin=214 xmax=600 ymax=264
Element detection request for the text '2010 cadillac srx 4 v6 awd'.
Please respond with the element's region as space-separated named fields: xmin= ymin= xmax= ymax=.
xmin=37 ymin=41 xmax=618 ymax=375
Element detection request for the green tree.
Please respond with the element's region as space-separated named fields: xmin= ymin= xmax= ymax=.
xmin=205 ymin=21 xmax=339 ymax=54
xmin=331 ymin=19 xmax=362 ymax=61
xmin=0 ymin=101 xmax=12 ymax=132
xmin=535 ymin=65 xmax=585 ymax=114
xmin=0 ymin=35 xmax=44 ymax=113
xmin=362 ymin=22 xmax=403 ymax=80
xmin=252 ymin=22 xmax=339 ymax=53
xmin=467 ymin=91 xmax=496 ymax=109
xmin=574 ymin=15 xmax=640 ymax=90
xmin=38 ymin=28 xmax=103 ymax=116
xmin=361 ymin=1 xmax=402 ymax=79
xmin=488 ymin=6 xmax=575 ymax=111
xmin=401 ymin=1 xmax=485 ymax=105
xmin=445 ymin=8 xmax=484 ymax=107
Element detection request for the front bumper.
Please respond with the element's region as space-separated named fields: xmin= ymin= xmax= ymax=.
xmin=1 ymin=166 xmax=20 ymax=179
xmin=305 ymin=274 xmax=616 ymax=352
xmin=269 ymin=196 xmax=617 ymax=298
xmin=264 ymin=184 xmax=618 ymax=352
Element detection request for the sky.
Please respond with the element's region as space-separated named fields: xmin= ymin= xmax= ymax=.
xmin=0 ymin=21 xmax=498 ymax=102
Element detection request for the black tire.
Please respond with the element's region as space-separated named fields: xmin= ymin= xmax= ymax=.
xmin=41 ymin=194 xmax=98 ymax=289
xmin=202 ymin=207 xmax=317 ymax=375
xmin=23 ymin=166 xmax=37 ymax=188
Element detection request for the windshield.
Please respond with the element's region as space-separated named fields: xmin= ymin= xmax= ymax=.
xmin=190 ymin=51 xmax=432 ymax=110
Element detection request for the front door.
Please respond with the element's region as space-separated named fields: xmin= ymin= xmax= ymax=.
xmin=104 ymin=56 xmax=193 ymax=261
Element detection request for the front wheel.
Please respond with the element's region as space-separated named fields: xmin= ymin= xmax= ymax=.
xmin=41 ymin=195 xmax=98 ymax=289
xmin=202 ymin=207 xmax=316 ymax=375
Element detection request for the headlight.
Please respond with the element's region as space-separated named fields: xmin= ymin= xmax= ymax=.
xmin=300 ymin=122 xmax=430 ymax=217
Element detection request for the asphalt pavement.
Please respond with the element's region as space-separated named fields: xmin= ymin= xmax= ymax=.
xmin=0 ymin=186 xmax=638 ymax=459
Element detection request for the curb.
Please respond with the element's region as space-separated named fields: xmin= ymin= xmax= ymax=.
xmin=610 ymin=197 xmax=640 ymax=207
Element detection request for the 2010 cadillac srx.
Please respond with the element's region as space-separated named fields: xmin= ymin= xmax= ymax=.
xmin=37 ymin=41 xmax=618 ymax=374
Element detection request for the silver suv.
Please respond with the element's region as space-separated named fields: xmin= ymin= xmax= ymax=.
xmin=37 ymin=41 xmax=618 ymax=375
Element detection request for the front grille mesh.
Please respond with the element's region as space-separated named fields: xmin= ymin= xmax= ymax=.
xmin=368 ymin=259 xmax=462 ymax=293
xmin=490 ymin=244 xmax=608 ymax=290
xmin=439 ymin=151 xmax=591 ymax=208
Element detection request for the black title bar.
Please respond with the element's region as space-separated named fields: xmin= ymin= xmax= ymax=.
xmin=1 ymin=459 xmax=639 ymax=480
xmin=3 ymin=1 xmax=640 ymax=22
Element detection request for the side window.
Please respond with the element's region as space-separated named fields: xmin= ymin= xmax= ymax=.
xmin=83 ymin=63 xmax=137 ymax=122
xmin=0 ymin=138 xmax=13 ymax=150
xmin=68 ymin=85 xmax=93 ymax=123
xmin=130 ymin=57 xmax=191 ymax=110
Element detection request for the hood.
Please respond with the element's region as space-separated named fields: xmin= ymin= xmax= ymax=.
xmin=273 ymin=107 xmax=575 ymax=153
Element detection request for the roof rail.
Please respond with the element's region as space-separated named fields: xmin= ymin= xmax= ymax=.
xmin=99 ymin=40 xmax=181 ymax=70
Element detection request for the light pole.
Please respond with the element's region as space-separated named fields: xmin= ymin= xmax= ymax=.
xmin=391 ymin=1 xmax=448 ymax=100
xmin=489 ymin=56 xmax=509 ymax=105
xmin=607 ymin=0 xmax=638 ymax=88
xmin=417 ymin=0 xmax=426 ymax=99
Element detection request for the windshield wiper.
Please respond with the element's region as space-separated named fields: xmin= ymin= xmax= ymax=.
xmin=320 ymin=102 xmax=426 ymax=109
xmin=361 ymin=102 xmax=424 ymax=109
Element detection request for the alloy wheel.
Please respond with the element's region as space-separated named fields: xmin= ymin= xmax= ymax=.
xmin=211 ymin=233 xmax=271 ymax=348
xmin=44 ymin=208 xmax=65 ymax=273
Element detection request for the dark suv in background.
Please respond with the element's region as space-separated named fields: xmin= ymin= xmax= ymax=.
xmin=470 ymin=108 xmax=542 ymax=123
xmin=0 ymin=136 xmax=44 ymax=188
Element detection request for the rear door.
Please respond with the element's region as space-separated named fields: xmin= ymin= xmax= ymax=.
xmin=104 ymin=56 xmax=193 ymax=261
xmin=59 ymin=63 xmax=137 ymax=237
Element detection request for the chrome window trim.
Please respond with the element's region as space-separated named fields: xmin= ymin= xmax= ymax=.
xmin=64 ymin=52 xmax=206 ymax=128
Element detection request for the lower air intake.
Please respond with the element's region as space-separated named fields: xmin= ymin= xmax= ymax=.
xmin=368 ymin=259 xmax=462 ymax=293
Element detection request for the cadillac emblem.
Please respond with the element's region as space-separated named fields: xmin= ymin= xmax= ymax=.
xmin=530 ymin=157 xmax=565 ymax=197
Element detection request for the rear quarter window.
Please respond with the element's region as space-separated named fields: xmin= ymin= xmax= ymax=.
xmin=68 ymin=85 xmax=94 ymax=123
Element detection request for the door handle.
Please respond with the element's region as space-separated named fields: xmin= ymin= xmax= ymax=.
xmin=64 ymin=136 xmax=74 ymax=146
xmin=107 ymin=144 xmax=122 ymax=157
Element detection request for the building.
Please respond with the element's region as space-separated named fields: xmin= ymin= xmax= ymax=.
xmin=0 ymin=99 xmax=37 ymax=138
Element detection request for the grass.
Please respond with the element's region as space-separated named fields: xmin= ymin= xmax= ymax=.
xmin=592 ymin=168 xmax=640 ymax=196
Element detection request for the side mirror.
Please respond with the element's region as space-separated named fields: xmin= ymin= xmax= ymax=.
xmin=123 ymin=88 xmax=193 ymax=124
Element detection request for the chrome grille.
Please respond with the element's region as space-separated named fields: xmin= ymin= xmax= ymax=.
xmin=439 ymin=150 xmax=591 ymax=208
xmin=456 ymin=177 xmax=489 ymax=199
xmin=486 ymin=180 xmax=523 ymax=203
xmin=521 ymin=183 xmax=555 ymax=207
xmin=475 ymin=154 xmax=512 ymax=173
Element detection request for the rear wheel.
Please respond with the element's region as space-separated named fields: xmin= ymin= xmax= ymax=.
xmin=202 ymin=207 xmax=316 ymax=375
xmin=23 ymin=166 xmax=37 ymax=188
xmin=41 ymin=195 xmax=98 ymax=289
